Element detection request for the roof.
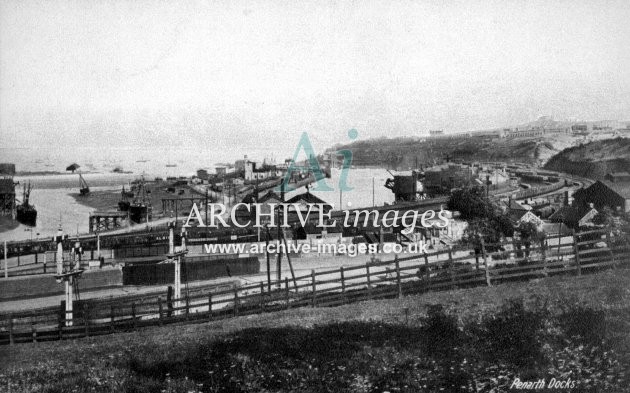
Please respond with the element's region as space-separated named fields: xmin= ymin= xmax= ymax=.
xmin=541 ymin=222 xmax=572 ymax=235
xmin=258 ymin=191 xmax=282 ymax=203
xmin=285 ymin=192 xmax=329 ymax=205
xmin=240 ymin=190 xmax=282 ymax=204
xmin=601 ymin=180 xmax=630 ymax=198
xmin=509 ymin=209 xmax=528 ymax=222
xmin=504 ymin=199 xmax=530 ymax=211
xmin=549 ymin=205 xmax=597 ymax=227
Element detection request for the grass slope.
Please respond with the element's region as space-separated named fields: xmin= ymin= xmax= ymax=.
xmin=1 ymin=269 xmax=629 ymax=392
xmin=327 ymin=134 xmax=577 ymax=169
xmin=544 ymin=138 xmax=630 ymax=179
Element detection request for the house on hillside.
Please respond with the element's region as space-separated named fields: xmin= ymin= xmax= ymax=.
xmin=423 ymin=164 xmax=475 ymax=194
xmin=512 ymin=210 xmax=544 ymax=228
xmin=605 ymin=172 xmax=630 ymax=183
xmin=541 ymin=222 xmax=572 ymax=236
xmin=244 ymin=161 xmax=283 ymax=181
xmin=548 ymin=205 xmax=598 ymax=230
xmin=572 ymin=180 xmax=630 ymax=213
xmin=285 ymin=192 xmax=332 ymax=239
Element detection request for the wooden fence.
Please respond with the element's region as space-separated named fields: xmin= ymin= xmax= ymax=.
xmin=1 ymin=228 xmax=629 ymax=345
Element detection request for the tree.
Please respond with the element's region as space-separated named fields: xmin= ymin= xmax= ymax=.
xmin=593 ymin=206 xmax=616 ymax=228
xmin=447 ymin=186 xmax=495 ymax=221
xmin=517 ymin=221 xmax=545 ymax=258
xmin=452 ymin=186 xmax=515 ymax=264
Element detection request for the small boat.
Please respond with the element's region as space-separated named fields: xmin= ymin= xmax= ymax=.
xmin=79 ymin=173 xmax=90 ymax=195
xmin=16 ymin=182 xmax=37 ymax=227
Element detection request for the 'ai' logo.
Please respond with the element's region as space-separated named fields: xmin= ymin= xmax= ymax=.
xmin=278 ymin=129 xmax=358 ymax=192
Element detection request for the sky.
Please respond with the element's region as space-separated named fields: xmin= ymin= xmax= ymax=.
xmin=1 ymin=0 xmax=630 ymax=157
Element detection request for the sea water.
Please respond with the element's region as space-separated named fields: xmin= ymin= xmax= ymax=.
xmin=1 ymin=167 xmax=396 ymax=241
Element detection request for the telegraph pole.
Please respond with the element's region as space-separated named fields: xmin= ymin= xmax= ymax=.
xmin=167 ymin=222 xmax=187 ymax=316
xmin=53 ymin=226 xmax=82 ymax=327
xmin=265 ymin=225 xmax=271 ymax=293
xmin=372 ymin=177 xmax=375 ymax=207
xmin=276 ymin=205 xmax=281 ymax=287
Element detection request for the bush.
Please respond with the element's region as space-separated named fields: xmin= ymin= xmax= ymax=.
xmin=476 ymin=299 xmax=546 ymax=367
xmin=422 ymin=305 xmax=462 ymax=354
xmin=556 ymin=303 xmax=606 ymax=346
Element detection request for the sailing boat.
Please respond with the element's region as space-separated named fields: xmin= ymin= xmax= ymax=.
xmin=79 ymin=173 xmax=90 ymax=195
xmin=16 ymin=182 xmax=37 ymax=226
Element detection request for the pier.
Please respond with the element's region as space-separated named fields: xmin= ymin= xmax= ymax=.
xmin=89 ymin=211 xmax=129 ymax=233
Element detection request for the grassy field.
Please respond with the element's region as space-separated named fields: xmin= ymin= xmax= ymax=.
xmin=1 ymin=268 xmax=629 ymax=392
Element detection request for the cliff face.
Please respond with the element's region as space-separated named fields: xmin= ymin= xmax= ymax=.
xmin=544 ymin=138 xmax=630 ymax=179
xmin=326 ymin=133 xmax=576 ymax=169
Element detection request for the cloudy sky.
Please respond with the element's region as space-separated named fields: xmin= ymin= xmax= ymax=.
xmin=1 ymin=0 xmax=629 ymax=155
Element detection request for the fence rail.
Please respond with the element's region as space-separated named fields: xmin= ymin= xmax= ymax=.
xmin=2 ymin=229 xmax=629 ymax=345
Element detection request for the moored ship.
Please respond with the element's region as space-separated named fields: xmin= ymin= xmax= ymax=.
xmin=118 ymin=185 xmax=133 ymax=211
xmin=16 ymin=182 xmax=37 ymax=226
xmin=128 ymin=177 xmax=152 ymax=223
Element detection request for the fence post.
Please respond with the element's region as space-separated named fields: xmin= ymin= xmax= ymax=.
xmin=58 ymin=307 xmax=64 ymax=340
xmin=132 ymin=303 xmax=137 ymax=330
xmin=285 ymin=277 xmax=290 ymax=310
xmin=233 ymin=288 xmax=239 ymax=317
xmin=311 ymin=269 xmax=317 ymax=307
xmin=572 ymin=230 xmax=581 ymax=276
xmin=606 ymin=231 xmax=617 ymax=268
xmin=366 ymin=263 xmax=373 ymax=299
xmin=158 ymin=297 xmax=163 ymax=326
xmin=83 ymin=303 xmax=90 ymax=337
xmin=395 ymin=256 xmax=402 ymax=298
xmin=340 ymin=266 xmax=346 ymax=303
xmin=423 ymin=252 xmax=430 ymax=288
xmin=481 ymin=239 xmax=491 ymax=287
xmin=541 ymin=239 xmax=548 ymax=277
xmin=208 ymin=294 xmax=213 ymax=320
xmin=8 ymin=315 xmax=13 ymax=345
xmin=259 ymin=281 xmax=265 ymax=312
xmin=448 ymin=247 xmax=455 ymax=290
xmin=185 ymin=295 xmax=190 ymax=321
xmin=31 ymin=321 xmax=37 ymax=343
xmin=110 ymin=304 xmax=115 ymax=333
